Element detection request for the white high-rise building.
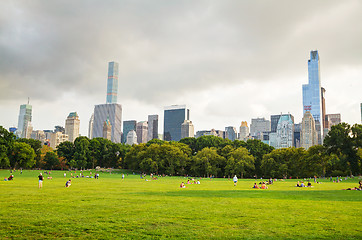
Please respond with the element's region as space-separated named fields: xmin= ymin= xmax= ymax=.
xmin=301 ymin=111 xmax=318 ymax=150
xmin=239 ymin=121 xmax=249 ymax=141
xmin=126 ymin=130 xmax=138 ymax=145
xmin=181 ymin=120 xmax=194 ymax=139
xmin=65 ymin=112 xmax=80 ymax=142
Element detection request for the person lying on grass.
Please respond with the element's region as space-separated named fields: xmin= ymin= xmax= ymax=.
xmin=342 ymin=187 xmax=361 ymax=190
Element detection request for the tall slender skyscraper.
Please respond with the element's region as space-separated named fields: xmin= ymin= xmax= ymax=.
xmin=303 ymin=50 xmax=323 ymax=144
xmin=164 ymin=105 xmax=189 ymax=141
xmin=147 ymin=115 xmax=159 ymax=141
xmin=92 ymin=62 xmax=122 ymax=143
xmin=88 ymin=114 xmax=94 ymax=139
xmin=17 ymin=102 xmax=32 ymax=138
xmin=65 ymin=112 xmax=80 ymax=142
xmin=106 ymin=62 xmax=119 ymax=104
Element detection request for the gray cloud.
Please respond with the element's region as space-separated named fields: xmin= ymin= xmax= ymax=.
xmin=1 ymin=0 xmax=361 ymax=134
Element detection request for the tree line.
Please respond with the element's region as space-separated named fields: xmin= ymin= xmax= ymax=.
xmin=0 ymin=123 xmax=361 ymax=177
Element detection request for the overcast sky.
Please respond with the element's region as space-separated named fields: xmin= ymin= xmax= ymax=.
xmin=1 ymin=0 xmax=361 ymax=136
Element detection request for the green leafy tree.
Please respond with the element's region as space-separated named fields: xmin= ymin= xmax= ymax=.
xmin=193 ymin=147 xmax=224 ymax=177
xmin=0 ymin=126 xmax=15 ymax=168
xmin=17 ymin=138 xmax=42 ymax=167
xmin=57 ymin=141 xmax=75 ymax=166
xmin=74 ymin=136 xmax=90 ymax=169
xmin=245 ymin=139 xmax=274 ymax=177
xmin=9 ymin=142 xmax=36 ymax=169
xmin=230 ymin=147 xmax=255 ymax=178
xmin=43 ymin=151 xmax=60 ymax=170
xmin=324 ymin=123 xmax=359 ymax=175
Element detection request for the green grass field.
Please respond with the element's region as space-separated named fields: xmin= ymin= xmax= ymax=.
xmin=0 ymin=170 xmax=361 ymax=239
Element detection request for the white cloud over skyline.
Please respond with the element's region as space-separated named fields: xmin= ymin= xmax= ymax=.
xmin=1 ymin=0 xmax=361 ymax=136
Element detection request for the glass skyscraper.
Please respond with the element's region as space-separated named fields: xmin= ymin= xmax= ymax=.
xmin=163 ymin=105 xmax=189 ymax=141
xmin=303 ymin=50 xmax=323 ymax=144
xmin=147 ymin=115 xmax=159 ymax=141
xmin=106 ymin=62 xmax=119 ymax=104
xmin=17 ymin=103 xmax=32 ymax=138
xmin=225 ymin=126 xmax=237 ymax=141
xmin=92 ymin=103 xmax=122 ymax=143
xmin=123 ymin=120 xmax=137 ymax=143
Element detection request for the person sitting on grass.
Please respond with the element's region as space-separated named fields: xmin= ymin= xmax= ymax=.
xmin=253 ymin=183 xmax=259 ymax=189
xmin=8 ymin=175 xmax=14 ymax=181
xmin=180 ymin=182 xmax=186 ymax=188
xmin=65 ymin=179 xmax=71 ymax=188
xmin=296 ymin=181 xmax=300 ymax=187
xmin=261 ymin=182 xmax=268 ymax=189
xmin=300 ymin=182 xmax=305 ymax=187
xmin=307 ymin=181 xmax=312 ymax=187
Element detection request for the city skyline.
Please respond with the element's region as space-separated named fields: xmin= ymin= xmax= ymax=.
xmin=1 ymin=1 xmax=362 ymax=136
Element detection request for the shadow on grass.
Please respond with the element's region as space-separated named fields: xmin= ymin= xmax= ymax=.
xmin=129 ymin=189 xmax=362 ymax=202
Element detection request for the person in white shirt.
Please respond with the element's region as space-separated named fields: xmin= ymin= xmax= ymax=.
xmin=233 ymin=175 xmax=238 ymax=186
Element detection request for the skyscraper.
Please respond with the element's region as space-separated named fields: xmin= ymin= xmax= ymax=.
xmin=250 ymin=117 xmax=271 ymax=140
xmin=163 ymin=105 xmax=189 ymax=141
xmin=276 ymin=114 xmax=294 ymax=149
xmin=136 ymin=121 xmax=148 ymax=144
xmin=123 ymin=120 xmax=137 ymax=143
xmin=181 ymin=120 xmax=194 ymax=139
xmin=17 ymin=102 xmax=32 ymax=138
xmin=239 ymin=121 xmax=249 ymax=141
xmin=147 ymin=115 xmax=159 ymax=141
xmin=106 ymin=62 xmax=119 ymax=104
xmin=301 ymin=111 xmax=317 ymax=150
xmin=225 ymin=126 xmax=237 ymax=141
xmin=65 ymin=112 xmax=80 ymax=142
xmin=303 ymin=50 xmax=323 ymax=144
xmin=92 ymin=104 xmax=122 ymax=143
xmin=88 ymin=114 xmax=94 ymax=139
xmin=270 ymin=115 xmax=281 ymax=133
xmin=92 ymin=61 xmax=122 ymax=143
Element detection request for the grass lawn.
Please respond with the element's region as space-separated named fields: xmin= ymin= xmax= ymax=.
xmin=0 ymin=170 xmax=361 ymax=239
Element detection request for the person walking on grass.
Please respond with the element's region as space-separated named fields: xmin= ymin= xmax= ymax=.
xmin=233 ymin=175 xmax=238 ymax=186
xmin=38 ymin=173 xmax=44 ymax=188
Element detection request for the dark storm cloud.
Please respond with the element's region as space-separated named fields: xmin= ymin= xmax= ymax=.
xmin=0 ymin=0 xmax=361 ymax=106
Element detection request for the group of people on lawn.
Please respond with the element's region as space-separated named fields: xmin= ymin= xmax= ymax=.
xmin=180 ymin=179 xmax=201 ymax=188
